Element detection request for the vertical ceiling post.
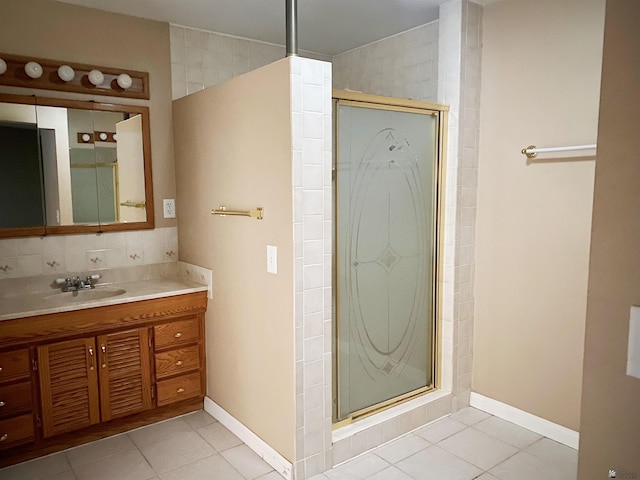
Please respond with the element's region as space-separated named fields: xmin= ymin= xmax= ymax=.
xmin=286 ymin=0 xmax=298 ymax=57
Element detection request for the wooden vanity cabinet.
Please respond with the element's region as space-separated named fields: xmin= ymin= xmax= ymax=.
xmin=153 ymin=316 xmax=204 ymax=406
xmin=37 ymin=328 xmax=152 ymax=438
xmin=0 ymin=348 xmax=36 ymax=451
xmin=0 ymin=290 xmax=207 ymax=467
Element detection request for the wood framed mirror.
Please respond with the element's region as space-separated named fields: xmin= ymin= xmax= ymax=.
xmin=0 ymin=93 xmax=153 ymax=238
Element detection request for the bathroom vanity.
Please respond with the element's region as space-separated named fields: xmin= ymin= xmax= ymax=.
xmin=0 ymin=279 xmax=208 ymax=467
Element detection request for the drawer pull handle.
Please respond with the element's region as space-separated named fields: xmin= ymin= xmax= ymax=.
xmin=0 ymin=367 xmax=3 ymax=373
xmin=176 ymin=387 xmax=185 ymax=394
xmin=0 ymin=433 xmax=7 ymax=442
xmin=0 ymin=401 xmax=4 ymax=407
xmin=174 ymin=332 xmax=183 ymax=338
xmin=176 ymin=360 xmax=183 ymax=366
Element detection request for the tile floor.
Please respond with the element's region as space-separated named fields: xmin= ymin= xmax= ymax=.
xmin=0 ymin=407 xmax=578 ymax=480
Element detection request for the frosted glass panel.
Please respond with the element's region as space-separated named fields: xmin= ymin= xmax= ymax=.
xmin=336 ymin=103 xmax=437 ymax=420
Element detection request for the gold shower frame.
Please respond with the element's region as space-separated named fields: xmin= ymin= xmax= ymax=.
xmin=332 ymin=90 xmax=449 ymax=427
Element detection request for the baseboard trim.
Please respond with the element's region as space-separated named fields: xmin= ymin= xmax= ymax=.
xmin=204 ymin=397 xmax=293 ymax=480
xmin=469 ymin=392 xmax=579 ymax=449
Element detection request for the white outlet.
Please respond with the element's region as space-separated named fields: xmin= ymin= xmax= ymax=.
xmin=267 ymin=245 xmax=277 ymax=274
xmin=163 ymin=199 xmax=176 ymax=218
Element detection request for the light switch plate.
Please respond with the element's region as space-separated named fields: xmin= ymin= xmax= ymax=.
xmin=267 ymin=245 xmax=277 ymax=274
xmin=627 ymin=306 xmax=640 ymax=379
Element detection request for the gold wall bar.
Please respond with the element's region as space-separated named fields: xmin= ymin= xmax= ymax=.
xmin=120 ymin=201 xmax=146 ymax=209
xmin=211 ymin=206 xmax=264 ymax=220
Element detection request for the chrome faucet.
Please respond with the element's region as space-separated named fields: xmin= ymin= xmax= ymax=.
xmin=56 ymin=274 xmax=101 ymax=292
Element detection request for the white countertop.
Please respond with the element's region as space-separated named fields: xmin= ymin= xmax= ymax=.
xmin=0 ymin=277 xmax=208 ymax=322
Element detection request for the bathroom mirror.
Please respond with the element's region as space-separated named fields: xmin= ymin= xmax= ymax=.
xmin=0 ymin=93 xmax=153 ymax=237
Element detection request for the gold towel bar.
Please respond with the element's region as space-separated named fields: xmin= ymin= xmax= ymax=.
xmin=211 ymin=206 xmax=264 ymax=220
xmin=120 ymin=201 xmax=146 ymax=208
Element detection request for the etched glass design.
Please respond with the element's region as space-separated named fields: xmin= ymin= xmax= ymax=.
xmin=336 ymin=103 xmax=437 ymax=420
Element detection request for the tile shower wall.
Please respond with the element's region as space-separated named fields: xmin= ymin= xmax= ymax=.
xmin=328 ymin=0 xmax=483 ymax=468
xmin=0 ymin=227 xmax=179 ymax=279
xmin=332 ymin=22 xmax=439 ymax=102
xmin=290 ymin=57 xmax=333 ymax=480
xmin=437 ymin=0 xmax=483 ymax=409
xmin=170 ymin=24 xmax=331 ymax=100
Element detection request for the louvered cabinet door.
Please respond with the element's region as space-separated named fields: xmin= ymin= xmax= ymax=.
xmin=97 ymin=328 xmax=152 ymax=421
xmin=37 ymin=338 xmax=100 ymax=438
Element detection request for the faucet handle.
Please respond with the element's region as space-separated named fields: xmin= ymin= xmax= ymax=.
xmin=55 ymin=278 xmax=69 ymax=285
xmin=87 ymin=274 xmax=101 ymax=281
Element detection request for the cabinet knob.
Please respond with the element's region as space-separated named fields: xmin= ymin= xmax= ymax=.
xmin=0 ymin=401 xmax=4 ymax=407
xmin=175 ymin=360 xmax=183 ymax=366
xmin=101 ymin=344 xmax=107 ymax=368
xmin=88 ymin=346 xmax=95 ymax=370
xmin=0 ymin=433 xmax=7 ymax=442
xmin=0 ymin=366 xmax=3 ymax=373
xmin=174 ymin=332 xmax=183 ymax=338
xmin=176 ymin=387 xmax=185 ymax=394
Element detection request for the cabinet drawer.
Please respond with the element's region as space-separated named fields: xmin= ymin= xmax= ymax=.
xmin=0 ymin=414 xmax=34 ymax=449
xmin=156 ymin=372 xmax=202 ymax=406
xmin=0 ymin=349 xmax=30 ymax=383
xmin=155 ymin=345 xmax=200 ymax=380
xmin=154 ymin=318 xmax=199 ymax=349
xmin=0 ymin=381 xmax=32 ymax=417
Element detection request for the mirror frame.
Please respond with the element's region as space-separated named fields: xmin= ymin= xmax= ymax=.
xmin=0 ymin=93 xmax=154 ymax=238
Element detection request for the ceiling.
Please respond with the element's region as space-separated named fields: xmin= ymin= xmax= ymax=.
xmin=55 ymin=0 xmax=451 ymax=56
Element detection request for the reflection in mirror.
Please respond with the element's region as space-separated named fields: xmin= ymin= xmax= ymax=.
xmin=0 ymin=94 xmax=153 ymax=237
xmin=0 ymin=101 xmax=45 ymax=230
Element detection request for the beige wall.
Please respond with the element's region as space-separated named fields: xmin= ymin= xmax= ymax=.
xmin=0 ymin=0 xmax=175 ymax=228
xmin=173 ymin=59 xmax=295 ymax=461
xmin=578 ymin=0 xmax=640 ymax=476
xmin=474 ymin=0 xmax=604 ymax=430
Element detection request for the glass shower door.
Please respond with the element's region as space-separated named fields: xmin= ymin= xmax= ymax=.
xmin=335 ymin=100 xmax=439 ymax=421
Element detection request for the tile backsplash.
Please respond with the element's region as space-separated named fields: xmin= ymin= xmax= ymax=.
xmin=0 ymin=227 xmax=178 ymax=279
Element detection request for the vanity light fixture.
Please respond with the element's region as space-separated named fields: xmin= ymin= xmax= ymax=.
xmin=0 ymin=52 xmax=149 ymax=99
xmin=24 ymin=61 xmax=43 ymax=79
xmin=88 ymin=69 xmax=104 ymax=86
xmin=117 ymin=73 xmax=132 ymax=89
xmin=57 ymin=64 xmax=75 ymax=82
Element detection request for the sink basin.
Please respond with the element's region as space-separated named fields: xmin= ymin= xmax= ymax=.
xmin=45 ymin=288 xmax=127 ymax=302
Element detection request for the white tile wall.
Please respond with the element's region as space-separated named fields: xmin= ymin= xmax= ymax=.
xmin=332 ymin=22 xmax=439 ymax=102
xmin=170 ymin=24 xmax=331 ymax=101
xmin=291 ymin=56 xmax=333 ymax=480
xmin=437 ymin=0 xmax=483 ymax=410
xmin=0 ymin=227 xmax=179 ymax=279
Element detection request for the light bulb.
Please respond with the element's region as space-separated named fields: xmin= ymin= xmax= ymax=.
xmin=0 ymin=58 xmax=6 ymax=75
xmin=99 ymin=132 xmax=108 ymax=141
xmin=88 ymin=69 xmax=104 ymax=86
xmin=117 ymin=73 xmax=132 ymax=89
xmin=112 ymin=134 xmax=118 ymax=142
xmin=81 ymin=133 xmax=91 ymax=142
xmin=25 ymin=61 xmax=43 ymax=79
xmin=57 ymin=65 xmax=75 ymax=82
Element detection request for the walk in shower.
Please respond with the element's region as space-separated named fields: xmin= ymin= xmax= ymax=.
xmin=333 ymin=92 xmax=447 ymax=424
